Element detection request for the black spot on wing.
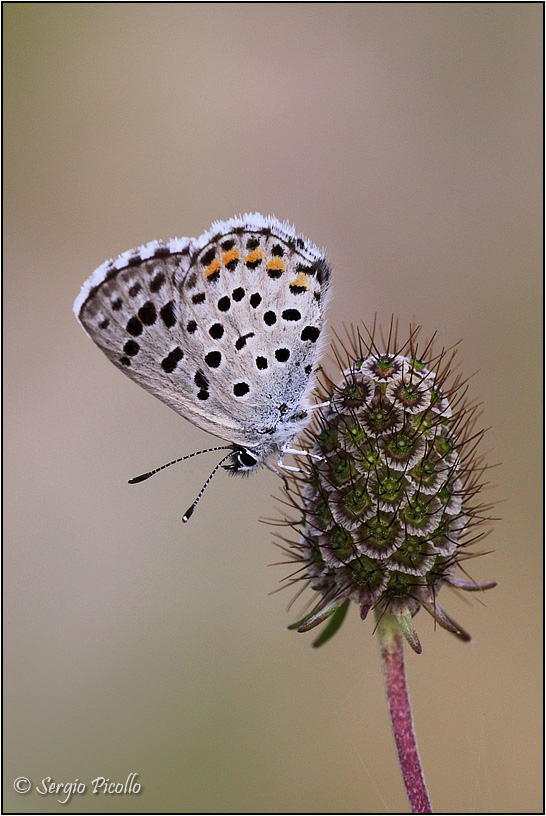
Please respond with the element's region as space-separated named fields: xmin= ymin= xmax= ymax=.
xmin=233 ymin=382 xmax=250 ymax=397
xmin=126 ymin=317 xmax=143 ymax=337
xmin=194 ymin=369 xmax=209 ymax=389
xmin=185 ymin=271 xmax=198 ymax=290
xmin=301 ymin=326 xmax=320 ymax=342
xmin=209 ymin=323 xmax=224 ymax=339
xmin=138 ymin=301 xmax=157 ymax=325
xmin=201 ymin=247 xmax=217 ymax=266
xmin=161 ymin=347 xmax=184 ymax=373
xmin=124 ymin=340 xmax=140 ymax=356
xmin=275 ymin=348 xmax=290 ymax=363
xmin=235 ymin=333 xmax=254 ymax=350
xmin=160 ymin=301 xmax=176 ymax=328
xmin=205 ymin=351 xmax=222 ymax=368
xmin=282 ymin=309 xmax=301 ymax=321
xmin=150 ymin=272 xmax=165 ymax=293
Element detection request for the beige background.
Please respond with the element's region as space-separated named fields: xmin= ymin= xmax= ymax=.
xmin=4 ymin=4 xmax=542 ymax=813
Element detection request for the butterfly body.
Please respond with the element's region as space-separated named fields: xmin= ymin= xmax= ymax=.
xmin=74 ymin=214 xmax=331 ymax=473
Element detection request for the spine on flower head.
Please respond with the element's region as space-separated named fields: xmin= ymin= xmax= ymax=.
xmin=276 ymin=321 xmax=496 ymax=652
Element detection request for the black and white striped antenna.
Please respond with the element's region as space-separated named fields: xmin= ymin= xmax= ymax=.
xmin=128 ymin=445 xmax=235 ymax=523
xmin=128 ymin=445 xmax=233 ymax=484
xmin=181 ymin=451 xmax=234 ymax=523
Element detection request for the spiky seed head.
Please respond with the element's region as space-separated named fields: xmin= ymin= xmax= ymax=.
xmin=276 ymin=321 xmax=497 ymax=653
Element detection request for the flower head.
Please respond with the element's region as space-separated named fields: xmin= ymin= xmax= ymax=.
xmin=276 ymin=321 xmax=496 ymax=653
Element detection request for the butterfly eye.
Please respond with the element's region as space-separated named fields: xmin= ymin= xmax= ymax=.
xmin=222 ymin=448 xmax=260 ymax=475
xmin=238 ymin=450 xmax=259 ymax=469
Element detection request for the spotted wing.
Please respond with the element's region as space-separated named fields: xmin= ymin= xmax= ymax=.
xmin=74 ymin=214 xmax=331 ymax=449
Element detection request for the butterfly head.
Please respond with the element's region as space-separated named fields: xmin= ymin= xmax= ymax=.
xmin=222 ymin=446 xmax=261 ymax=475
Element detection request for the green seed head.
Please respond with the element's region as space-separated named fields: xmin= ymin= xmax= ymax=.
xmin=278 ymin=323 xmax=496 ymax=652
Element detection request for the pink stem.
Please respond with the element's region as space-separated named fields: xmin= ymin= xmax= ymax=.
xmin=377 ymin=614 xmax=433 ymax=813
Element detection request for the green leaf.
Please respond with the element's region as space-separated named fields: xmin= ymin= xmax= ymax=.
xmin=397 ymin=612 xmax=422 ymax=654
xmin=312 ymin=599 xmax=350 ymax=648
xmin=288 ymin=598 xmax=347 ymax=633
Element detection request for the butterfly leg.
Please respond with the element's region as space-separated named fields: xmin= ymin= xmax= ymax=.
xmin=275 ymin=448 xmax=325 ymax=477
xmin=281 ymin=447 xmax=325 ymax=462
xmin=276 ymin=455 xmax=302 ymax=473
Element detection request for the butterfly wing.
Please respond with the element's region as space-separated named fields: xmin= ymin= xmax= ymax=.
xmin=74 ymin=214 xmax=331 ymax=450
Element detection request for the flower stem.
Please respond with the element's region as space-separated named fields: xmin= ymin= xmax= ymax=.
xmin=376 ymin=612 xmax=433 ymax=813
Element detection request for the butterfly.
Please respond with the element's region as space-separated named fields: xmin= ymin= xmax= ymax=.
xmin=74 ymin=214 xmax=332 ymax=516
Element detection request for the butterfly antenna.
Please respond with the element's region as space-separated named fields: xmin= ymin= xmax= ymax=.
xmin=128 ymin=446 xmax=232 ymax=484
xmin=182 ymin=452 xmax=234 ymax=523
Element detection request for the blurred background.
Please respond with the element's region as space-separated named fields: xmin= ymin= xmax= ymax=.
xmin=4 ymin=4 xmax=542 ymax=813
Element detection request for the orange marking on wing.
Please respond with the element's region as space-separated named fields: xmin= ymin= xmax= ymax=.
xmin=204 ymin=258 xmax=221 ymax=278
xmin=266 ymin=257 xmax=285 ymax=272
xmin=289 ymin=272 xmax=310 ymax=290
xmin=245 ymin=248 xmax=263 ymax=264
xmin=222 ymin=248 xmax=239 ymax=266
